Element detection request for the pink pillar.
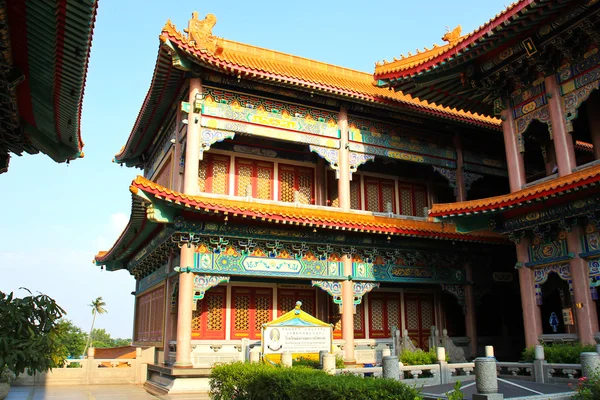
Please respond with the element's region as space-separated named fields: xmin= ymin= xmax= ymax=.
xmin=316 ymin=157 xmax=326 ymax=206
xmin=545 ymin=75 xmax=577 ymax=176
xmin=338 ymin=106 xmax=355 ymax=362
xmin=516 ymin=240 xmax=543 ymax=348
xmin=586 ymin=96 xmax=600 ymax=160
xmin=567 ymin=226 xmax=599 ymax=344
xmin=454 ymin=134 xmax=467 ymax=202
xmin=501 ymin=103 xmax=526 ymax=192
xmin=174 ymin=77 xmax=203 ymax=368
xmin=464 ymin=264 xmax=477 ymax=357
xmin=544 ymin=145 xmax=557 ymax=177
xmin=162 ymin=251 xmax=175 ymax=364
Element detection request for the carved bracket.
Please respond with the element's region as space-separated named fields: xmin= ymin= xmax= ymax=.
xmin=433 ymin=166 xmax=457 ymax=193
xmin=515 ymin=105 xmax=552 ymax=147
xmin=309 ymin=145 xmax=340 ymax=177
xmin=563 ymin=80 xmax=600 ymax=133
xmin=533 ymin=264 xmax=572 ymax=305
xmin=312 ymin=280 xmax=379 ymax=311
xmin=349 ymin=152 xmax=375 ymax=181
xmin=441 ymin=284 xmax=467 ymax=315
xmin=192 ymin=275 xmax=230 ymax=309
xmin=199 ymin=129 xmax=235 ymax=160
xmin=464 ymin=172 xmax=483 ymax=192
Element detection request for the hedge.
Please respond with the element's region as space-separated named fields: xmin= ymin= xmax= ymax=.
xmin=209 ymin=362 xmax=422 ymax=400
xmin=521 ymin=343 xmax=596 ymax=364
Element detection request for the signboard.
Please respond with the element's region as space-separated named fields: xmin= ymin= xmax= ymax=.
xmin=261 ymin=301 xmax=333 ymax=363
xmin=263 ymin=326 xmax=332 ymax=355
xmin=562 ymin=308 xmax=574 ymax=326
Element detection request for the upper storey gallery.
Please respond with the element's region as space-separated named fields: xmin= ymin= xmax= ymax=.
xmin=114 ymin=12 xmax=512 ymax=218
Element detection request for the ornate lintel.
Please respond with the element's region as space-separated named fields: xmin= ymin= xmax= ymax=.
xmin=533 ymin=263 xmax=572 ymax=305
xmin=192 ymin=275 xmax=230 ymax=309
xmin=199 ymin=129 xmax=235 ymax=160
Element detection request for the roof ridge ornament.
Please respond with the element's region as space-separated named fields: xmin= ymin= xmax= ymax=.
xmin=442 ymin=25 xmax=462 ymax=46
xmin=184 ymin=12 xmax=224 ymax=55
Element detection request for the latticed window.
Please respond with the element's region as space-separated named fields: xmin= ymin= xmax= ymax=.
xmin=278 ymin=289 xmax=315 ymax=316
xmin=278 ymin=164 xmax=314 ymax=204
xmin=231 ymin=287 xmax=273 ymax=340
xmin=364 ymin=177 xmax=396 ymax=213
xmin=134 ymin=285 xmax=165 ymax=343
xmin=198 ymin=154 xmax=230 ymax=195
xmin=404 ymin=294 xmax=435 ymax=350
xmin=398 ymin=182 xmax=428 ymax=217
xmin=192 ymin=286 xmax=226 ymax=339
xmin=368 ymin=293 xmax=401 ymax=339
xmin=327 ymin=171 xmax=361 ymax=209
xmin=154 ymin=156 xmax=172 ymax=189
xmin=329 ymin=298 xmax=365 ymax=339
xmin=235 ymin=158 xmax=274 ymax=199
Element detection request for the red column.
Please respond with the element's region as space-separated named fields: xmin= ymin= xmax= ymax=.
xmin=516 ymin=240 xmax=543 ymax=348
xmin=175 ymin=77 xmax=203 ymax=368
xmin=315 ymin=157 xmax=326 ymax=206
xmin=454 ymin=133 xmax=467 ymax=202
xmin=464 ymin=264 xmax=477 ymax=357
xmin=567 ymin=226 xmax=599 ymax=344
xmin=586 ymin=96 xmax=600 ymax=160
xmin=501 ymin=102 xmax=526 ymax=192
xmin=545 ymin=75 xmax=577 ymax=176
xmin=338 ymin=106 xmax=355 ymax=363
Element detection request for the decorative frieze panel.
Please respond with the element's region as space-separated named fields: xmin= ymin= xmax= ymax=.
xmin=347 ymin=115 xmax=456 ymax=161
xmin=527 ymin=238 xmax=572 ymax=267
xmin=463 ymin=151 xmax=507 ymax=177
xmin=138 ymin=264 xmax=168 ymax=293
xmin=353 ymin=262 xmax=465 ymax=284
xmin=515 ymin=105 xmax=552 ymax=147
xmin=533 ymin=264 xmax=572 ymax=305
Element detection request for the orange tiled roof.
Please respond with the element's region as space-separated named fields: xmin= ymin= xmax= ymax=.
xmin=429 ymin=164 xmax=600 ymax=217
xmin=374 ymin=0 xmax=531 ymax=78
xmin=160 ymin=17 xmax=500 ymax=128
xmin=132 ymin=176 xmax=505 ymax=243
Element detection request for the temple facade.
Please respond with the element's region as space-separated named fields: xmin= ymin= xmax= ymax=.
xmin=375 ymin=0 xmax=600 ymax=348
xmin=95 ymin=9 xmax=533 ymax=376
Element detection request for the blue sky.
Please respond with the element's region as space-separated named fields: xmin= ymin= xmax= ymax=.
xmin=0 ymin=0 xmax=509 ymax=338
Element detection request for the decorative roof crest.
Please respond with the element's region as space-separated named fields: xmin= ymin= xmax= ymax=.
xmin=184 ymin=12 xmax=224 ymax=55
xmin=442 ymin=25 xmax=462 ymax=46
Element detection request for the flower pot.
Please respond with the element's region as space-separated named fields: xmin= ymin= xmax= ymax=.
xmin=0 ymin=380 xmax=9 ymax=400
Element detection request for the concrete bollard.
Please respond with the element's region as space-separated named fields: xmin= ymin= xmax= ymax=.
xmin=485 ymin=346 xmax=494 ymax=358
xmin=533 ymin=345 xmax=546 ymax=383
xmin=319 ymin=350 xmax=328 ymax=368
xmin=581 ymin=352 xmax=600 ymax=378
xmin=281 ymin=351 xmax=292 ymax=367
xmin=249 ymin=347 xmax=261 ymax=363
xmin=382 ymin=356 xmax=400 ymax=380
xmin=596 ymin=344 xmax=600 ymax=355
xmin=473 ymin=357 xmax=501 ymax=400
xmin=437 ymin=347 xmax=446 ymax=362
xmin=381 ymin=348 xmax=391 ymax=358
xmin=323 ymin=354 xmax=336 ymax=375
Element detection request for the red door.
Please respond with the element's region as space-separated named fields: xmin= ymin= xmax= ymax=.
xmin=404 ymin=294 xmax=435 ymax=350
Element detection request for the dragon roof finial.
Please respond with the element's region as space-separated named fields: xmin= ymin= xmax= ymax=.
xmin=184 ymin=12 xmax=224 ymax=54
xmin=442 ymin=25 xmax=462 ymax=46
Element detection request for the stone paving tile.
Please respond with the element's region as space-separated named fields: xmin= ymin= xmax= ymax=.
xmin=6 ymin=385 xmax=160 ymax=400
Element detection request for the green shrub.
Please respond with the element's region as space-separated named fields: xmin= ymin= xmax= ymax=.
xmin=400 ymin=348 xmax=444 ymax=365
xmin=293 ymin=356 xmax=320 ymax=369
xmin=521 ymin=344 xmax=596 ymax=364
xmin=209 ymin=362 xmax=422 ymax=400
xmin=573 ymin=370 xmax=600 ymax=399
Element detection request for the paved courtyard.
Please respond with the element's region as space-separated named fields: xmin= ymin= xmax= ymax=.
xmin=422 ymin=378 xmax=575 ymax=399
xmin=6 ymin=385 xmax=210 ymax=400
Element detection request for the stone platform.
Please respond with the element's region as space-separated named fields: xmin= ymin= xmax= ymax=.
xmin=421 ymin=378 xmax=574 ymax=399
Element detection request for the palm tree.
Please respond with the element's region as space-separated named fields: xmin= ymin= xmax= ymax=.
xmin=82 ymin=297 xmax=107 ymax=358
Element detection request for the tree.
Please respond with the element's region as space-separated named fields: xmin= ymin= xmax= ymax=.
xmin=82 ymin=297 xmax=107 ymax=358
xmin=88 ymin=329 xmax=132 ymax=348
xmin=54 ymin=320 xmax=86 ymax=359
xmin=0 ymin=289 xmax=66 ymax=377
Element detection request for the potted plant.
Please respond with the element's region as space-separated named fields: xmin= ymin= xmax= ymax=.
xmin=0 ymin=289 xmax=66 ymax=399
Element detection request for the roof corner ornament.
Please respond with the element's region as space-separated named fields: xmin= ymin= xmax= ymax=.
xmin=442 ymin=25 xmax=462 ymax=46
xmin=184 ymin=12 xmax=224 ymax=55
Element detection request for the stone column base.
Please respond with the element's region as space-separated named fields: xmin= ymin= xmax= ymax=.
xmin=472 ymin=394 xmax=503 ymax=400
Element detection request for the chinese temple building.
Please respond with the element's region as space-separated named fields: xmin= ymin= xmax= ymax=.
xmin=94 ymin=7 xmax=547 ymax=391
xmin=0 ymin=0 xmax=98 ymax=174
xmin=375 ymin=0 xmax=600 ymax=349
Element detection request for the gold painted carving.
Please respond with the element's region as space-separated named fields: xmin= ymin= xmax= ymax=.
xmin=442 ymin=25 xmax=462 ymax=46
xmin=185 ymin=12 xmax=224 ymax=54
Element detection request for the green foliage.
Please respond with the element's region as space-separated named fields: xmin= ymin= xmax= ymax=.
xmin=400 ymin=348 xmax=445 ymax=365
xmin=573 ymin=370 xmax=600 ymax=399
xmin=445 ymin=381 xmax=464 ymax=400
xmin=54 ymin=320 xmax=86 ymax=359
xmin=210 ymin=362 xmax=422 ymax=400
xmin=293 ymin=356 xmax=320 ymax=369
xmin=335 ymin=356 xmax=345 ymax=369
xmin=0 ymin=289 xmax=66 ymax=378
xmin=521 ymin=344 xmax=596 ymax=364
xmin=89 ymin=329 xmax=131 ymax=349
